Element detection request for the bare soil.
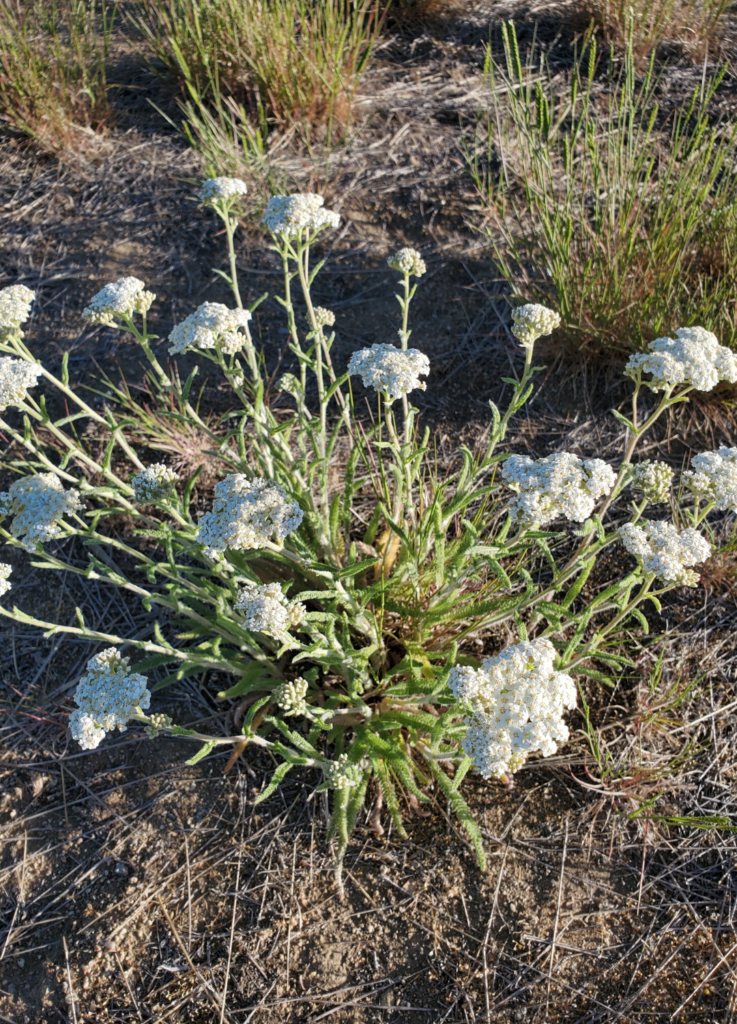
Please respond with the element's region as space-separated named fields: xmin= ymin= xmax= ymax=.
xmin=1 ymin=4 xmax=737 ymax=1021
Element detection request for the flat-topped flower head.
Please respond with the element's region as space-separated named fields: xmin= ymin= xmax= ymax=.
xmin=511 ymin=304 xmax=561 ymax=347
xmin=630 ymin=461 xmax=673 ymax=504
xmin=448 ymin=637 xmax=577 ymax=779
xmin=0 ymin=284 xmax=35 ymax=338
xmin=196 ymin=475 xmax=303 ymax=557
xmin=683 ymin=447 xmax=737 ymax=512
xmin=348 ymin=343 xmax=430 ymax=402
xmin=83 ymin=277 xmax=156 ymax=327
xmin=388 ymin=248 xmax=426 ymax=277
xmin=168 ymin=302 xmax=252 ymax=355
xmin=262 ymin=193 xmax=340 ymax=236
xmin=0 ymin=563 xmax=12 ymax=597
xmin=0 ymin=357 xmax=43 ymax=410
xmin=131 ymin=463 xmax=179 ymax=504
xmin=502 ymin=452 xmax=615 ymax=526
xmin=313 ymin=307 xmax=336 ymax=330
xmin=200 ymin=177 xmax=247 ymax=205
xmin=625 ymin=326 xmax=737 ymax=392
xmin=273 ymin=677 xmax=309 ymax=717
xmin=0 ymin=472 xmax=83 ymax=551
xmin=69 ymin=648 xmax=151 ymax=751
xmin=619 ymin=520 xmax=710 ymax=587
xmin=234 ymin=581 xmax=305 ymax=635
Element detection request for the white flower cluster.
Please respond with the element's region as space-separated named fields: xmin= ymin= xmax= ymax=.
xmin=196 ymin=475 xmax=304 ymax=557
xmin=0 ymin=473 xmax=83 ymax=550
xmin=168 ymin=302 xmax=252 ymax=355
xmin=448 ymin=638 xmax=577 ymax=779
xmin=83 ymin=277 xmax=156 ymax=326
xmin=234 ymin=581 xmax=305 ymax=634
xmin=69 ymin=648 xmax=151 ymax=750
xmin=502 ymin=452 xmax=616 ymax=526
xmin=511 ymin=304 xmax=561 ymax=347
xmin=387 ymin=248 xmax=426 ymax=277
xmin=0 ymin=563 xmax=12 ymax=597
xmin=619 ymin=521 xmax=710 ymax=587
xmin=630 ymin=461 xmax=673 ymax=504
xmin=262 ymin=193 xmax=340 ymax=236
xmin=313 ymin=306 xmax=336 ymax=329
xmin=625 ymin=327 xmax=737 ymax=392
xmin=0 ymin=284 xmax=35 ymax=336
xmin=200 ymin=177 xmax=248 ymax=204
xmin=273 ymin=677 xmax=310 ymax=717
xmin=0 ymin=357 xmax=43 ymax=410
xmin=348 ymin=343 xmax=430 ymax=402
xmin=683 ymin=447 xmax=737 ymax=512
xmin=276 ymin=373 xmax=302 ymax=398
xmin=322 ymin=753 xmax=360 ymax=790
xmin=131 ymin=463 xmax=179 ymax=503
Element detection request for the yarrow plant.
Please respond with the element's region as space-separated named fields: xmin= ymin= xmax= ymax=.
xmin=0 ymin=189 xmax=727 ymax=876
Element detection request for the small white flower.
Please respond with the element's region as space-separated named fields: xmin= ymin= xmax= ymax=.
xmin=387 ymin=248 xmax=426 ymax=277
xmin=313 ymin=307 xmax=336 ymax=329
xmin=322 ymin=753 xmax=360 ymax=790
xmin=262 ymin=193 xmax=340 ymax=236
xmin=0 ymin=473 xmax=83 ymax=550
xmin=69 ymin=648 xmax=151 ymax=751
xmin=168 ymin=302 xmax=252 ymax=355
xmin=0 ymin=563 xmax=12 ymax=597
xmin=234 ymin=581 xmax=305 ymax=635
xmin=83 ymin=277 xmax=156 ymax=327
xmin=448 ymin=638 xmax=576 ymax=779
xmin=618 ymin=520 xmax=710 ymax=587
xmin=0 ymin=357 xmax=43 ymax=410
xmin=348 ymin=343 xmax=430 ymax=402
xmin=200 ymin=177 xmax=248 ymax=204
xmin=625 ymin=326 xmax=737 ymax=392
xmin=273 ymin=677 xmax=310 ymax=716
xmin=511 ymin=304 xmax=561 ymax=347
xmin=196 ymin=475 xmax=303 ymax=557
xmin=0 ymin=285 xmax=35 ymax=337
xmin=502 ymin=452 xmax=616 ymax=526
xmin=683 ymin=448 xmax=737 ymax=512
xmin=131 ymin=464 xmax=179 ymax=503
xmin=630 ymin=461 xmax=673 ymax=504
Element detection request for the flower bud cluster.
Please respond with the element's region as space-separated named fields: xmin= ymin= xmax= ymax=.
xmin=348 ymin=343 xmax=430 ymax=402
xmin=262 ymin=193 xmax=340 ymax=236
xmin=0 ymin=357 xmax=43 ymax=410
xmin=511 ymin=304 xmax=561 ymax=347
xmin=313 ymin=307 xmax=336 ymax=329
xmin=69 ymin=648 xmax=151 ymax=750
xmin=0 ymin=473 xmax=83 ymax=550
xmin=0 ymin=284 xmax=35 ymax=338
xmin=145 ymin=713 xmax=174 ymax=738
xmin=273 ymin=677 xmax=310 ymax=717
xmin=83 ymin=277 xmax=156 ymax=326
xmin=131 ymin=463 xmax=179 ymax=504
xmin=448 ymin=638 xmax=577 ymax=779
xmin=630 ymin=461 xmax=673 ymax=504
xmin=683 ymin=447 xmax=737 ymax=512
xmin=276 ymin=373 xmax=302 ymax=398
xmin=618 ymin=520 xmax=710 ymax=586
xmin=387 ymin=248 xmax=426 ymax=277
xmin=0 ymin=563 xmax=12 ymax=597
xmin=168 ymin=302 xmax=252 ymax=355
xmin=234 ymin=581 xmax=305 ymax=635
xmin=322 ymin=752 xmax=360 ymax=790
xmin=200 ymin=177 xmax=248 ymax=204
xmin=196 ymin=475 xmax=304 ymax=557
xmin=502 ymin=452 xmax=616 ymax=526
xmin=625 ymin=327 xmax=737 ymax=392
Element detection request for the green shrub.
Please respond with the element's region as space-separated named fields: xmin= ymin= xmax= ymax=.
xmin=0 ymin=182 xmax=730 ymax=875
xmin=468 ymin=24 xmax=737 ymax=358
